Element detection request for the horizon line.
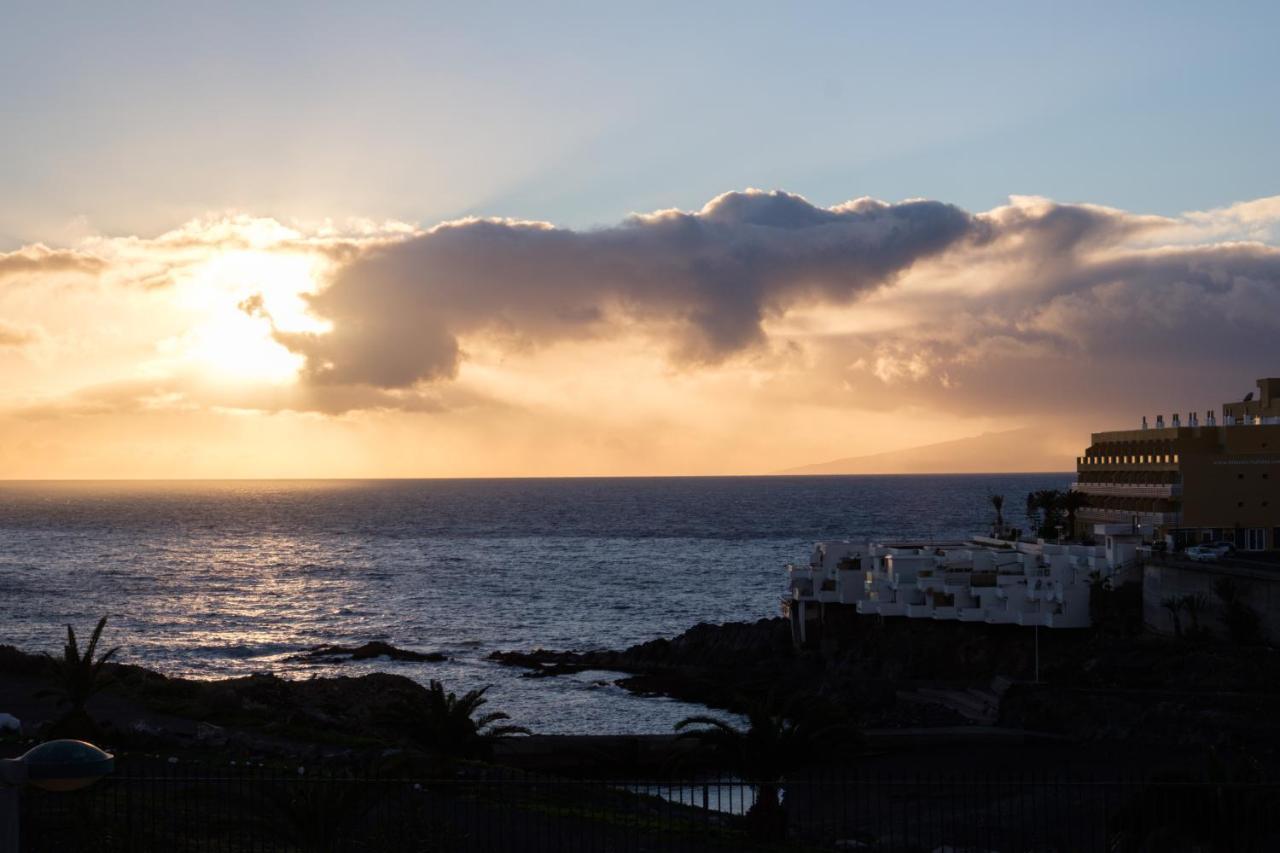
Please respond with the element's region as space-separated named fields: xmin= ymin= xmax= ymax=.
xmin=0 ymin=471 xmax=1078 ymax=483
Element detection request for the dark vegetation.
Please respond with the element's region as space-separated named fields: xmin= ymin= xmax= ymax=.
xmin=37 ymin=616 xmax=120 ymax=741
xmin=1 ymin=619 xmax=527 ymax=776
xmin=394 ymin=680 xmax=531 ymax=762
xmin=675 ymin=695 xmax=861 ymax=838
xmin=8 ymin=608 xmax=1280 ymax=848
xmin=1011 ymin=488 xmax=1090 ymax=540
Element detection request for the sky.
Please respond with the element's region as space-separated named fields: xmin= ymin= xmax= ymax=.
xmin=2 ymin=2 xmax=1279 ymax=477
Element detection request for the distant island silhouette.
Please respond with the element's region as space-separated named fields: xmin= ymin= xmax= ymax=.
xmin=778 ymin=426 xmax=1074 ymax=475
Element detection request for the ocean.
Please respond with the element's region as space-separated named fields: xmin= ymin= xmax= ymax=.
xmin=0 ymin=474 xmax=1070 ymax=733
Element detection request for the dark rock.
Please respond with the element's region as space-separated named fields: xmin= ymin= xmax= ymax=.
xmin=491 ymin=619 xmax=809 ymax=715
xmin=290 ymin=641 xmax=447 ymax=663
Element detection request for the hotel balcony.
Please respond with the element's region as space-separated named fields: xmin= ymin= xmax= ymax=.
xmin=1077 ymin=506 xmax=1181 ymax=524
xmin=1071 ymin=482 xmax=1181 ymax=499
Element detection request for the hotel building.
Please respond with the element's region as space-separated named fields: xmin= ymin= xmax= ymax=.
xmin=1073 ymin=377 xmax=1280 ymax=551
xmin=784 ymin=376 xmax=1280 ymax=643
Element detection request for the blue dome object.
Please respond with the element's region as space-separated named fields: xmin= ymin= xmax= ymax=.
xmin=20 ymin=739 xmax=114 ymax=791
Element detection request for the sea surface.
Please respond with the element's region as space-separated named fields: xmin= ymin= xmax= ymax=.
xmin=0 ymin=475 xmax=1070 ymax=733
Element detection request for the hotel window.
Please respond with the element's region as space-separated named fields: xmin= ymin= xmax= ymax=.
xmin=1247 ymin=528 xmax=1266 ymax=551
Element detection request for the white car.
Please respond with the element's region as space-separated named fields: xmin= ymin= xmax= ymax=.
xmin=1186 ymin=543 xmax=1234 ymax=562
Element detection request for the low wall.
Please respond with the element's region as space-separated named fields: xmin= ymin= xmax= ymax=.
xmin=1142 ymin=558 xmax=1280 ymax=641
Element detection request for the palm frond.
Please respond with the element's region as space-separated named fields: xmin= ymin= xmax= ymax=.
xmin=84 ymin=616 xmax=107 ymax=666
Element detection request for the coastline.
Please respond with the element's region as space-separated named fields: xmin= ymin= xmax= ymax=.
xmin=8 ymin=613 xmax=1280 ymax=777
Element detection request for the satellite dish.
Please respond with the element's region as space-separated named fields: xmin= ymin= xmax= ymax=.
xmin=1244 ymin=392 xmax=1254 ymax=402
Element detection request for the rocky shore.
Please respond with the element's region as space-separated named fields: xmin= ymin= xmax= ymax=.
xmin=492 ymin=614 xmax=1280 ymax=766
xmin=7 ymin=611 xmax=1280 ymax=774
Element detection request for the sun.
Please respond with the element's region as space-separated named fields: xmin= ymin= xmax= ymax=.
xmin=171 ymin=249 xmax=332 ymax=384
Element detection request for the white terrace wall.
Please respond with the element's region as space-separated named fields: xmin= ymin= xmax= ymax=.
xmin=1142 ymin=561 xmax=1280 ymax=641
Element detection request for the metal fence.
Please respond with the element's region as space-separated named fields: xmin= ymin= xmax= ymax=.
xmin=17 ymin=762 xmax=1280 ymax=852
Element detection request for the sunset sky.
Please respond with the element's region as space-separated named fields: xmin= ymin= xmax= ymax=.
xmin=3 ymin=2 xmax=1279 ymax=477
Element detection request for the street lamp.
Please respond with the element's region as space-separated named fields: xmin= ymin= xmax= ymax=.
xmin=1 ymin=739 xmax=114 ymax=853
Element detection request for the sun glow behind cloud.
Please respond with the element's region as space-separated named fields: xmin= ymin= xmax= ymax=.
xmin=159 ymin=248 xmax=331 ymax=385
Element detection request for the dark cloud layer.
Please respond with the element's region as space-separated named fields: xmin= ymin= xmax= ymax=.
xmin=841 ymin=240 xmax=1280 ymax=421
xmin=272 ymin=190 xmax=977 ymax=387
xmin=254 ymin=188 xmax=1280 ymax=422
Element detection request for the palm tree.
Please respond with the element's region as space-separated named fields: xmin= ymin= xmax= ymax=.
xmin=39 ymin=616 xmax=120 ymax=738
xmin=989 ymin=494 xmax=1005 ymax=537
xmin=1160 ymin=595 xmax=1184 ymax=639
xmin=1025 ymin=492 xmax=1039 ymax=532
xmin=1214 ymin=578 xmax=1264 ymax=645
xmin=1058 ymin=491 xmax=1089 ymax=541
xmin=1179 ymin=592 xmax=1211 ymax=638
xmin=1030 ymin=489 xmax=1064 ymax=538
xmin=675 ymin=696 xmax=860 ymax=836
xmin=400 ymin=680 xmax=530 ymax=761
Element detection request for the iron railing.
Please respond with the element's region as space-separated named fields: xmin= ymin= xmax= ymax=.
xmin=17 ymin=762 xmax=1280 ymax=852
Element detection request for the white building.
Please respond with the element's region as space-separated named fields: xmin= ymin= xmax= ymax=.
xmin=785 ymin=525 xmax=1141 ymax=646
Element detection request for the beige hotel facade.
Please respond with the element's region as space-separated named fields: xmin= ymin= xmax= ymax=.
xmin=1073 ymin=377 xmax=1280 ymax=551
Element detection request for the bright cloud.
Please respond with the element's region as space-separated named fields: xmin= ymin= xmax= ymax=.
xmin=2 ymin=192 xmax=1279 ymax=477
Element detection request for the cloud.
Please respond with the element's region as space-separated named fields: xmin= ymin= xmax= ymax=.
xmin=8 ymin=372 xmax=488 ymax=420
xmin=0 ymin=321 xmax=39 ymax=347
xmin=271 ymin=190 xmax=979 ymax=388
xmin=6 ymin=192 xmax=1280 ymax=434
xmin=0 ymin=245 xmax=105 ymax=280
xmin=838 ymin=225 xmax=1280 ymax=420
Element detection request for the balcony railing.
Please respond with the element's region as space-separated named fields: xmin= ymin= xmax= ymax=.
xmin=1071 ymin=482 xmax=1181 ymax=498
xmin=1078 ymin=506 xmax=1180 ymax=524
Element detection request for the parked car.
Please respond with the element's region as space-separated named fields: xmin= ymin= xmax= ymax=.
xmin=1186 ymin=543 xmax=1234 ymax=562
